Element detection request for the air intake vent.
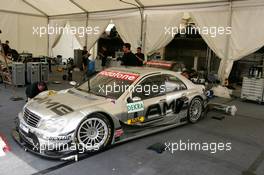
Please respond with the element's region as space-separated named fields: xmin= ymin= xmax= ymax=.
xmin=23 ymin=108 xmax=41 ymax=128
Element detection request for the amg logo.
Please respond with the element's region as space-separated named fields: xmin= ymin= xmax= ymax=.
xmin=146 ymin=97 xmax=188 ymax=118
xmin=34 ymin=97 xmax=74 ymax=116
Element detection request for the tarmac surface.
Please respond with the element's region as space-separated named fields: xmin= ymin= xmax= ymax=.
xmin=0 ymin=80 xmax=264 ymax=175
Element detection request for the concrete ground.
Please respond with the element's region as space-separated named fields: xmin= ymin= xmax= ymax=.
xmin=0 ymin=74 xmax=264 ymax=175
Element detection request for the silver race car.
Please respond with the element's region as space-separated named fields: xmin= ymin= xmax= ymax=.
xmin=13 ymin=67 xmax=207 ymax=159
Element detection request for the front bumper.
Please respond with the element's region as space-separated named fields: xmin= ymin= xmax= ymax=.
xmin=12 ymin=129 xmax=77 ymax=160
xmin=13 ymin=112 xmax=80 ymax=160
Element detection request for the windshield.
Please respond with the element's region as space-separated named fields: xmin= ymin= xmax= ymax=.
xmin=76 ymin=70 xmax=139 ymax=99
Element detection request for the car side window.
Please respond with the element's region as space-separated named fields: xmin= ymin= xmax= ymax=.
xmin=164 ymin=74 xmax=187 ymax=93
xmin=132 ymin=75 xmax=165 ymax=100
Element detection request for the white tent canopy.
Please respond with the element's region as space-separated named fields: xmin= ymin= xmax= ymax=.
xmin=1 ymin=0 xmax=225 ymax=16
xmin=1 ymin=0 xmax=264 ymax=82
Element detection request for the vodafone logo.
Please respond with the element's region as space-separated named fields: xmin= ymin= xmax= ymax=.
xmin=99 ymin=70 xmax=139 ymax=81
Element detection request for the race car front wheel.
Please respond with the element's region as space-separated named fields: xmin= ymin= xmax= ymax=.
xmin=76 ymin=113 xmax=112 ymax=152
xmin=188 ymin=97 xmax=203 ymax=123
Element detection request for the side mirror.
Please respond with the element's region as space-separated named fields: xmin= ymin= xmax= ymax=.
xmin=69 ymin=81 xmax=79 ymax=87
xmin=127 ymin=96 xmax=142 ymax=103
xmin=132 ymin=96 xmax=141 ymax=102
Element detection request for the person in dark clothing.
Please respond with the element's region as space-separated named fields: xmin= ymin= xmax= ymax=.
xmin=121 ymin=43 xmax=139 ymax=66
xmin=3 ymin=40 xmax=10 ymax=56
xmin=135 ymin=47 xmax=144 ymax=66
xmin=25 ymin=82 xmax=48 ymax=100
xmin=181 ymin=70 xmax=190 ymax=79
xmin=82 ymin=46 xmax=91 ymax=71
xmin=99 ymin=46 xmax=108 ymax=69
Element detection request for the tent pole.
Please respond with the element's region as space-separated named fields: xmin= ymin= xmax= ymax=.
xmin=69 ymin=0 xmax=88 ymax=13
xmin=47 ymin=18 xmax=50 ymax=56
xmin=22 ymin=0 xmax=48 ymax=17
xmin=135 ymin=0 xmax=144 ymax=48
xmin=120 ymin=0 xmax=144 ymax=47
xmin=85 ymin=13 xmax=89 ymax=48
xmin=0 ymin=9 xmax=45 ymax=18
xmin=221 ymin=0 xmax=233 ymax=84
xmin=142 ymin=13 xmax=147 ymax=61
xmin=66 ymin=0 xmax=89 ymax=48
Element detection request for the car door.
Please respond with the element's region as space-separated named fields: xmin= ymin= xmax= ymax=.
xmin=163 ymin=74 xmax=189 ymax=120
xmin=126 ymin=74 xmax=167 ymax=125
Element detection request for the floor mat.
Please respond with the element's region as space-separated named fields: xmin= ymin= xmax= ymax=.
xmin=147 ymin=142 xmax=166 ymax=154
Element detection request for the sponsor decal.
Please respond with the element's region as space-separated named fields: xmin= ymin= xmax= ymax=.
xmin=127 ymin=116 xmax=145 ymax=125
xmin=127 ymin=101 xmax=144 ymax=114
xmin=114 ymin=129 xmax=124 ymax=138
xmin=48 ymin=90 xmax=57 ymax=96
xmin=99 ymin=70 xmax=139 ymax=81
xmin=146 ymin=61 xmax=173 ymax=68
xmin=146 ymin=97 xmax=188 ymax=118
xmin=46 ymin=136 xmax=72 ymax=141
xmin=34 ymin=97 xmax=74 ymax=116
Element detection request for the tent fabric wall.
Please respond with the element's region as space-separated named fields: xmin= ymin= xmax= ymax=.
xmin=69 ymin=19 xmax=87 ymax=47
xmin=190 ymin=7 xmax=230 ymax=61
xmin=49 ymin=14 xmax=110 ymax=56
xmin=0 ymin=12 xmax=47 ymax=56
xmin=190 ymin=1 xmax=264 ymax=82
xmin=2 ymin=0 xmax=264 ymax=83
xmin=0 ymin=0 xmax=43 ymax=16
xmin=18 ymin=15 xmax=48 ymax=56
xmin=52 ymin=23 xmax=82 ymax=61
xmin=113 ymin=15 xmax=141 ymax=52
xmin=87 ymin=10 xmax=140 ymax=51
xmin=48 ymin=14 xmax=87 ymax=56
xmin=86 ymin=19 xmax=110 ymax=51
xmin=144 ymin=11 xmax=183 ymax=55
xmin=220 ymin=3 xmax=264 ymax=80
xmin=48 ymin=19 xmax=67 ymax=57
xmin=0 ymin=12 xmax=19 ymax=48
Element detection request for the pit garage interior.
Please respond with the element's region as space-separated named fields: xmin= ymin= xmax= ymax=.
xmin=1 ymin=0 xmax=264 ymax=175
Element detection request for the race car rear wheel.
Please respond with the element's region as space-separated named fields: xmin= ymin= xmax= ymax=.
xmin=76 ymin=114 xmax=112 ymax=152
xmin=188 ymin=97 xmax=203 ymax=123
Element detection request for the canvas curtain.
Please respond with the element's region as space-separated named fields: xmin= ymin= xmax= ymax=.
xmin=0 ymin=12 xmax=47 ymax=56
xmin=144 ymin=11 xmax=184 ymax=55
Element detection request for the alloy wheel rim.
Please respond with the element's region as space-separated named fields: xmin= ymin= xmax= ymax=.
xmin=190 ymin=99 xmax=202 ymax=121
xmin=77 ymin=118 xmax=108 ymax=149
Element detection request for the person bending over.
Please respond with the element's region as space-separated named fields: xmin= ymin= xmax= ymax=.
xmin=25 ymin=81 xmax=48 ymax=100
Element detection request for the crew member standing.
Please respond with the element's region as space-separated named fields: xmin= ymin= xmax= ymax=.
xmin=121 ymin=43 xmax=139 ymax=66
xmin=82 ymin=46 xmax=91 ymax=71
xmin=98 ymin=46 xmax=108 ymax=69
xmin=135 ymin=47 xmax=144 ymax=66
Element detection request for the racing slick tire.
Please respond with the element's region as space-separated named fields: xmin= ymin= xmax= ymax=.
xmin=188 ymin=97 xmax=203 ymax=123
xmin=76 ymin=113 xmax=112 ymax=153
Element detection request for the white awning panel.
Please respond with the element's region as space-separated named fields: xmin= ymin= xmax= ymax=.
xmin=0 ymin=0 xmax=44 ymax=16
xmin=26 ymin=0 xmax=84 ymax=16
